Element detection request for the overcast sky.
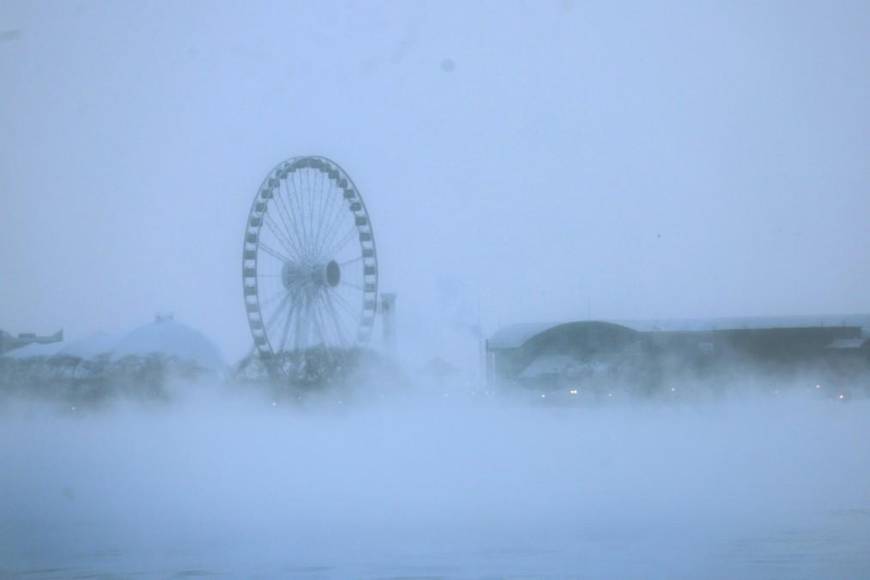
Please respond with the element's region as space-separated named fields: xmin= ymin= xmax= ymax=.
xmin=1 ymin=0 xmax=869 ymax=362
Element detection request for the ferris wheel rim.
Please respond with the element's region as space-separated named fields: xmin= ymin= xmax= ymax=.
xmin=241 ymin=155 xmax=379 ymax=374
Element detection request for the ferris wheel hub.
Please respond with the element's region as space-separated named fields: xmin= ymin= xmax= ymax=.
xmin=325 ymin=260 xmax=341 ymax=287
xmin=281 ymin=260 xmax=342 ymax=290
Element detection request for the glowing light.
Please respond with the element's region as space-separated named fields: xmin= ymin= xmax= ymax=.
xmin=569 ymin=389 xmax=578 ymax=396
xmin=670 ymin=387 xmax=676 ymax=392
xmin=541 ymin=393 xmax=547 ymax=399
xmin=838 ymin=394 xmax=845 ymax=400
xmin=816 ymin=384 xmax=822 ymax=389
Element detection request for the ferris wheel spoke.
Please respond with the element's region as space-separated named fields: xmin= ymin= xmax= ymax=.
xmin=318 ymin=197 xmax=352 ymax=258
xmin=293 ymin=293 xmax=305 ymax=352
xmin=263 ymin=293 xmax=292 ymax=335
xmin=311 ymin=294 xmax=334 ymax=348
xmin=309 ymin=170 xmax=322 ymax=248
xmin=330 ymin=288 xmax=358 ymax=312
xmin=318 ymin=177 xmax=344 ymax=257
xmin=299 ymin=170 xmax=313 ymax=252
xmin=341 ymin=255 xmax=363 ymax=266
xmin=278 ymin=178 xmax=309 ymax=261
xmin=278 ymin=278 xmax=308 ymax=298
xmin=258 ymin=290 xmax=284 ymax=307
xmin=313 ymin=292 xmax=340 ymax=347
xmin=258 ymin=288 xmax=287 ymax=312
xmin=301 ymin=171 xmax=319 ymax=258
xmin=330 ymin=289 xmax=361 ymax=322
xmin=322 ymin=225 xmax=357 ymax=261
xmin=309 ymin=295 xmax=332 ymax=348
xmin=309 ymin=171 xmax=323 ymax=253
xmin=285 ymin=170 xmax=309 ymax=259
xmin=311 ymin=172 xmax=326 ymax=249
xmin=270 ymin=178 xmax=301 ymax=252
xmin=277 ymin=295 xmax=297 ymax=353
xmin=283 ymin=290 xmax=307 ymax=353
xmin=316 ymin=191 xmax=349 ymax=259
xmin=259 ymin=241 xmax=293 ymax=263
xmin=277 ymin=178 xmax=309 ymax=258
xmin=309 ymin=299 xmax=325 ymax=347
xmin=287 ymin=300 xmax=304 ymax=353
xmin=257 ymin=288 xmax=289 ymax=310
xmin=312 ymin=179 xmax=336 ymax=258
xmin=321 ymin=291 xmax=349 ymax=347
xmin=264 ymin=213 xmax=301 ymax=260
xmin=296 ymin=293 xmax=311 ymax=352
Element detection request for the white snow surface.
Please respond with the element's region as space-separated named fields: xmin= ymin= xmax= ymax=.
xmin=4 ymin=341 xmax=66 ymax=359
xmin=58 ymin=332 xmax=122 ymax=359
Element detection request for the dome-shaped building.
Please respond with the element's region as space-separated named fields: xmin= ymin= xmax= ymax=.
xmin=0 ymin=316 xmax=225 ymax=400
xmin=111 ymin=316 xmax=224 ymax=372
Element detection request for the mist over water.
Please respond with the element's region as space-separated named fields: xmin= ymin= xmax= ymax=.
xmin=2 ymin=382 xmax=869 ymax=579
xmin=3 ymin=1 xmax=870 ymax=578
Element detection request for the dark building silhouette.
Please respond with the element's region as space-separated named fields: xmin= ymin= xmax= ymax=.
xmin=487 ymin=316 xmax=870 ymax=395
xmin=0 ymin=329 xmax=63 ymax=354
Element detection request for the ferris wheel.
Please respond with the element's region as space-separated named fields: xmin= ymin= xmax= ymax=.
xmin=242 ymin=156 xmax=378 ymax=382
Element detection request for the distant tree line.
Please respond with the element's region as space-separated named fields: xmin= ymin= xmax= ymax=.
xmin=0 ymin=353 xmax=213 ymax=404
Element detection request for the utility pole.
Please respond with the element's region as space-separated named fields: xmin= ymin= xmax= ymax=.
xmin=380 ymin=293 xmax=397 ymax=351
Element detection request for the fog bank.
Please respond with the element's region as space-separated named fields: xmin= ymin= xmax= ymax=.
xmin=1 ymin=387 xmax=869 ymax=578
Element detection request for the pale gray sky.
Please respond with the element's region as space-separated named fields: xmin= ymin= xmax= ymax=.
xmin=2 ymin=0 xmax=869 ymax=361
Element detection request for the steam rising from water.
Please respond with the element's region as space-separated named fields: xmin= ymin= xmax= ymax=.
xmin=1 ymin=384 xmax=869 ymax=579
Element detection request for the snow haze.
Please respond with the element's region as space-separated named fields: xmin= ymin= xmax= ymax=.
xmin=2 ymin=390 xmax=869 ymax=579
xmin=2 ymin=2 xmax=870 ymax=578
xmin=1 ymin=1 xmax=869 ymax=361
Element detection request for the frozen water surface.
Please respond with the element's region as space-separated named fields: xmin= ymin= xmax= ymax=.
xmin=1 ymin=387 xmax=868 ymax=579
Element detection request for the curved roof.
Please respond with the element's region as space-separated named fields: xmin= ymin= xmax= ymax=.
xmin=488 ymin=322 xmax=560 ymax=349
xmin=112 ymin=319 xmax=224 ymax=369
xmin=3 ymin=319 xmax=225 ymax=371
xmin=489 ymin=314 xmax=870 ymax=350
xmin=58 ymin=332 xmax=122 ymax=359
xmin=617 ymin=314 xmax=870 ymax=334
xmin=489 ymin=321 xmax=639 ymax=350
xmin=4 ymin=340 xmax=66 ymax=359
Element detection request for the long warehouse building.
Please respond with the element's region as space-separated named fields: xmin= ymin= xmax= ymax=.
xmin=486 ymin=315 xmax=870 ymax=395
